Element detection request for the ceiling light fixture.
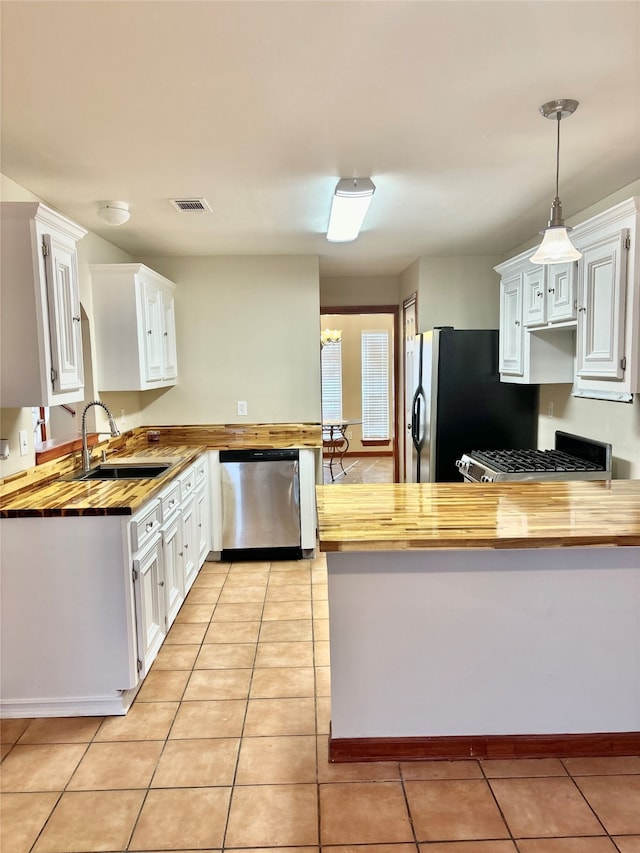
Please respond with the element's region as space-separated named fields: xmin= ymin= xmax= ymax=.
xmin=97 ymin=201 xmax=130 ymax=226
xmin=326 ymin=177 xmax=375 ymax=242
xmin=530 ymin=99 xmax=582 ymax=265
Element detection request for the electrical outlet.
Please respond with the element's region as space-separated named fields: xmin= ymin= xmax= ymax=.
xmin=18 ymin=429 xmax=28 ymax=456
xmin=346 ymin=430 xmax=352 ymax=439
xmin=547 ymin=402 xmax=554 ymax=419
xmin=237 ymin=400 xmax=248 ymax=416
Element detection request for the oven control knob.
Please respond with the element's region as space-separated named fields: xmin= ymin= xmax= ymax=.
xmin=480 ymin=474 xmax=494 ymax=483
xmin=455 ymin=458 xmax=469 ymax=474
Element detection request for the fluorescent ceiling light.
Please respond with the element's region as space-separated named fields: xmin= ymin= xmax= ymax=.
xmin=326 ymin=177 xmax=375 ymax=242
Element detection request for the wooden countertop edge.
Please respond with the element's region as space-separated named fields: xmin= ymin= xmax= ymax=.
xmin=318 ymin=535 xmax=640 ymax=552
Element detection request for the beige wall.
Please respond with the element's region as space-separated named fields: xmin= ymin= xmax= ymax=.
xmin=320 ymin=275 xmax=399 ymax=307
xmin=321 ymin=312 xmax=395 ymax=453
xmin=412 ymin=256 xmax=501 ymax=332
xmin=138 ymin=255 xmax=321 ymax=425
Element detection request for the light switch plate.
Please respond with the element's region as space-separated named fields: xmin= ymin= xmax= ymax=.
xmin=18 ymin=429 xmax=28 ymax=456
xmin=237 ymin=401 xmax=248 ymax=416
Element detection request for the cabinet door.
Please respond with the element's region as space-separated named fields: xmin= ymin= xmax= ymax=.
xmin=182 ymin=497 xmax=198 ymax=594
xmin=547 ymin=262 xmax=577 ymax=323
xmin=523 ymin=265 xmax=546 ymax=327
xmin=196 ymin=484 xmax=211 ymax=567
xmin=43 ymin=233 xmax=83 ymax=392
xmin=499 ymin=273 xmax=524 ymax=375
xmin=141 ymin=281 xmax=165 ymax=382
xmin=162 ymin=289 xmax=178 ymax=381
xmin=132 ymin=536 xmax=165 ymax=677
xmin=162 ymin=512 xmax=184 ymax=630
xmin=577 ymin=230 xmax=628 ymax=379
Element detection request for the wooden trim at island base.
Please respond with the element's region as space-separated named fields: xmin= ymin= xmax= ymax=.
xmin=328 ymin=731 xmax=640 ymax=762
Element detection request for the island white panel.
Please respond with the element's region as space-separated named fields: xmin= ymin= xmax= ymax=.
xmin=328 ymin=547 xmax=640 ymax=738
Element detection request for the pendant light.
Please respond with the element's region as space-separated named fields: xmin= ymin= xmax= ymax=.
xmin=530 ymin=99 xmax=582 ymax=265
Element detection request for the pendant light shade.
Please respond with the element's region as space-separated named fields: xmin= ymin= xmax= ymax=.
xmin=530 ymin=99 xmax=582 ymax=265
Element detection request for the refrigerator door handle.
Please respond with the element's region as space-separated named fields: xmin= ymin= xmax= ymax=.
xmin=411 ymin=386 xmax=426 ymax=452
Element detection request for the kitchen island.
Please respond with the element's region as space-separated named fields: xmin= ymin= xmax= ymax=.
xmin=316 ymin=480 xmax=640 ymax=761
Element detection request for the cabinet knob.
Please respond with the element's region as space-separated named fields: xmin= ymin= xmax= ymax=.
xmin=158 ymin=580 xmax=164 ymax=587
xmin=73 ymin=316 xmax=81 ymax=322
xmin=514 ymin=320 xmax=520 ymax=326
xmin=548 ymin=288 xmax=555 ymax=293
xmin=147 ymin=329 xmax=152 ymax=335
xmin=145 ymin=521 xmax=154 ymax=531
xmin=536 ymin=291 xmax=543 ymax=298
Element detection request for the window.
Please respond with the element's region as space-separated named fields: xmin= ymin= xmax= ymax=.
xmin=321 ymin=341 xmax=342 ymax=421
xmin=361 ymin=330 xmax=389 ymax=441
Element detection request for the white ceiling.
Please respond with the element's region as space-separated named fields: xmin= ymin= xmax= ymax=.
xmin=1 ymin=0 xmax=639 ymax=276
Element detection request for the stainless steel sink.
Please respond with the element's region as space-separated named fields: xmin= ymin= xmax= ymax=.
xmin=68 ymin=463 xmax=173 ymax=481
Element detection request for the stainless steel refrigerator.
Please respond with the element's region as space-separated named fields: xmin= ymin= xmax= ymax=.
xmin=408 ymin=328 xmax=538 ymax=482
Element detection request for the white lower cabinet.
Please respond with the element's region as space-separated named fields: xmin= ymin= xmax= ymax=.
xmin=0 ymin=453 xmax=212 ymax=719
xmin=160 ymin=510 xmax=184 ymax=631
xmin=132 ymin=530 xmax=165 ymax=679
xmin=181 ymin=496 xmax=198 ymax=594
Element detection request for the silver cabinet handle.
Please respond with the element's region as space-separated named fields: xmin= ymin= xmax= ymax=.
xmin=145 ymin=521 xmax=154 ymax=532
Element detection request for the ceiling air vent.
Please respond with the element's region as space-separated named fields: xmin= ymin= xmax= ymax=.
xmin=169 ymin=198 xmax=212 ymax=212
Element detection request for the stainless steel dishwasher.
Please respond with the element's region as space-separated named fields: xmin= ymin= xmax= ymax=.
xmin=219 ymin=448 xmax=301 ymax=559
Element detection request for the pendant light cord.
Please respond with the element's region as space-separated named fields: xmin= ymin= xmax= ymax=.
xmin=555 ymin=111 xmax=561 ymax=198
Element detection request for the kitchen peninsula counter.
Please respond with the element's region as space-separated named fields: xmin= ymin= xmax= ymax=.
xmin=316 ymin=480 xmax=640 ymax=762
xmin=316 ymin=479 xmax=640 ymax=551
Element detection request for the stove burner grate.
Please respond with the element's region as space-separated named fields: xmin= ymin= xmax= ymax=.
xmin=468 ymin=448 xmax=604 ymax=474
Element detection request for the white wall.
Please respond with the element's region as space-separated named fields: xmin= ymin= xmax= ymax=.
xmin=137 ymin=255 xmax=321 ymax=425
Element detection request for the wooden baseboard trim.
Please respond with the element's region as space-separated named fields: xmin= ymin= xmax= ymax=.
xmin=329 ymin=732 xmax=640 ymax=762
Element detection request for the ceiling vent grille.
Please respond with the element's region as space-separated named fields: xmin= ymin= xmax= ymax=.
xmin=169 ymin=198 xmax=212 ymax=212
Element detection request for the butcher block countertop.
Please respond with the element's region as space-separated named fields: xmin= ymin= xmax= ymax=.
xmin=0 ymin=445 xmax=205 ymax=518
xmin=316 ymin=480 xmax=640 ymax=551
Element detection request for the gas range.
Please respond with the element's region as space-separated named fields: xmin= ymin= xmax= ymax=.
xmin=455 ymin=431 xmax=612 ymax=483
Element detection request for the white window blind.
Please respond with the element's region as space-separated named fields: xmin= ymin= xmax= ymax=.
xmin=321 ymin=341 xmax=342 ymax=421
xmin=361 ymin=330 xmax=389 ymax=440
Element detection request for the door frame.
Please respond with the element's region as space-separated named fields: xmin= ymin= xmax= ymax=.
xmin=320 ymin=304 xmax=400 ymax=483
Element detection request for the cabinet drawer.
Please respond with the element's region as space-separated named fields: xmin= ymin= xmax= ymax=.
xmin=159 ymin=482 xmax=180 ymax=522
xmin=195 ymin=456 xmax=208 ymax=486
xmin=180 ymin=464 xmax=197 ymax=501
xmin=130 ymin=500 xmax=161 ymax=553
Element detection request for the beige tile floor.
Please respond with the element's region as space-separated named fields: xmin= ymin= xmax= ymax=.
xmin=1 ymin=554 xmax=640 ymax=852
xmin=322 ymin=455 xmax=394 ymax=485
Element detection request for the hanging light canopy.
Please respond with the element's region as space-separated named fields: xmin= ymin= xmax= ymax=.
xmin=326 ymin=177 xmax=375 ymax=242
xmin=530 ymin=99 xmax=582 ymax=265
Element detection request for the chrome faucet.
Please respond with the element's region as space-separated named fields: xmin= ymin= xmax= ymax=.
xmin=81 ymin=400 xmax=120 ymax=470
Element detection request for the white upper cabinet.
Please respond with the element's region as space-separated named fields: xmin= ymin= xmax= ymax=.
xmin=1 ymin=202 xmax=87 ymax=406
xmin=497 ymin=196 xmax=639 ymax=401
xmin=499 ymin=272 xmax=524 ymax=375
xmin=572 ymin=198 xmax=639 ymax=401
xmin=523 ymin=262 xmax=577 ymax=328
xmin=496 ymin=256 xmax=575 ymax=385
xmin=91 ymin=263 xmax=178 ymax=391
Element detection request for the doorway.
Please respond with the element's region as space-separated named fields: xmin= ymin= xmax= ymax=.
xmin=319 ymin=304 xmax=399 ymax=483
